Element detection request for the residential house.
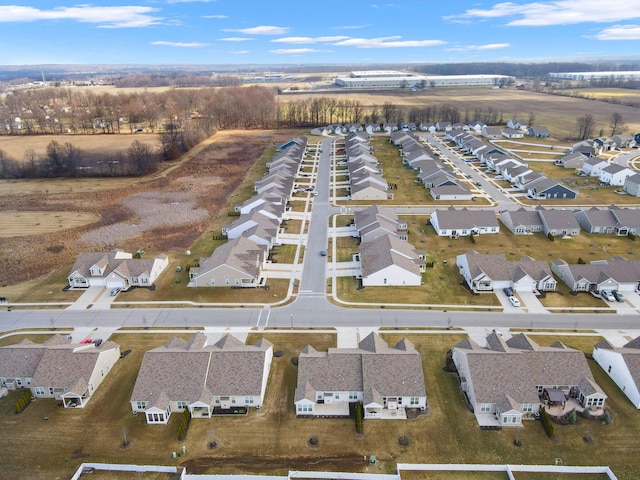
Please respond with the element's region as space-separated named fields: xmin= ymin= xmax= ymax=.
xmin=430 ymin=208 xmax=499 ymax=237
xmin=610 ymin=207 xmax=640 ymax=235
xmin=67 ymin=251 xmax=169 ymax=291
xmin=593 ymin=337 xmax=640 ymax=409
xmin=501 ymin=127 xmax=525 ymax=139
xmin=0 ymin=335 xmax=120 ymax=409
xmin=537 ymin=208 xmax=581 ymax=236
xmin=453 ymin=333 xmax=607 ymax=428
xmin=623 ymin=174 xmax=640 ymax=197
xmin=528 ymin=126 xmax=551 ymax=138
xmin=556 ymin=151 xmax=587 ymax=169
xmin=222 ymin=208 xmax=281 ymax=248
xmin=499 ymin=208 xmax=544 ymax=235
xmin=481 ymin=126 xmax=502 ymax=139
xmin=456 ymin=251 xmax=556 ymax=293
xmin=551 ymin=256 xmax=640 ymax=293
xmin=507 ymin=119 xmax=528 ymax=131
xmin=130 ymin=333 xmax=273 ymax=424
xmin=430 ymin=184 xmax=474 ymax=201
xmin=524 ymin=177 xmax=578 ymax=200
xmin=599 ymin=164 xmax=635 ymax=186
xmin=294 ymin=332 xmax=427 ymax=419
xmin=354 ymin=205 xmax=407 ymax=242
xmin=357 ymin=234 xmax=425 ymax=287
xmin=581 ymin=157 xmax=609 ymax=176
xmin=188 ymin=237 xmax=268 ymax=287
xmin=573 ymin=208 xmax=620 ymax=234
xmin=611 ymin=134 xmax=636 ymax=149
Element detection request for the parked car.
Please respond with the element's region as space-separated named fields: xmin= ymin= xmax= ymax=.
xmin=80 ymin=338 xmax=92 ymax=344
xmin=600 ymin=290 xmax=615 ymax=302
xmin=611 ymin=290 xmax=625 ymax=302
xmin=110 ymin=287 xmax=121 ymax=296
xmin=508 ymin=296 xmax=520 ymax=307
xmin=503 ymin=287 xmax=514 ymax=297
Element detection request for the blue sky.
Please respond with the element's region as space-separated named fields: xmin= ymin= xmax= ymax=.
xmin=1 ymin=1 xmax=639 ymax=65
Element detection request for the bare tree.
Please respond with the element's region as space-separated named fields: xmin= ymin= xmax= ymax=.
xmin=46 ymin=140 xmax=65 ymax=176
xmin=382 ymin=102 xmax=397 ymax=123
xmin=576 ymin=113 xmax=596 ymax=140
xmin=609 ymin=112 xmax=627 ymax=136
xmin=128 ymin=140 xmax=157 ymax=175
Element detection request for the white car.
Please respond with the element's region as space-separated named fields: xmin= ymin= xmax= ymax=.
xmin=508 ymin=296 xmax=520 ymax=307
xmin=600 ymin=290 xmax=615 ymax=302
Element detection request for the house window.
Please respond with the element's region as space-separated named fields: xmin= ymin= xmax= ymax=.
xmin=522 ymin=403 xmax=533 ymax=412
xmin=235 ymin=279 xmax=240 ymax=285
xmin=297 ymin=404 xmax=312 ymax=413
xmin=544 ymin=281 xmax=555 ymax=290
xmin=334 ymin=394 xmax=340 ymax=400
xmin=410 ymin=397 xmax=419 ymax=406
xmin=210 ymin=279 xmax=216 ymax=286
xmin=480 ymin=403 xmax=491 ymax=413
xmin=225 ymin=278 xmax=230 ymax=285
xmin=132 ymin=277 xmax=138 ymax=284
xmin=177 ymin=401 xmax=188 ymax=409
xmin=231 ymin=396 xmax=236 ymax=404
xmin=384 ymin=278 xmax=388 ymax=284
xmin=349 ymin=392 xmax=358 ymax=400
xmin=49 ymin=387 xmax=54 ymax=395
xmin=536 ymin=385 xmax=544 ymax=394
xmin=136 ymin=401 xmax=147 ymax=410
xmin=35 ymin=387 xmax=45 ymax=395
xmin=245 ymin=396 xmax=254 ymax=404
xmin=608 ymin=365 xmax=612 ymax=373
xmin=26 ymin=378 xmax=32 ymax=385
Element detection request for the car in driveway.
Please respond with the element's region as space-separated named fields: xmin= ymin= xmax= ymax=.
xmin=80 ymin=338 xmax=92 ymax=344
xmin=110 ymin=287 xmax=121 ymax=296
xmin=611 ymin=290 xmax=625 ymax=302
xmin=599 ymin=290 xmax=615 ymax=302
xmin=508 ymin=296 xmax=520 ymax=307
xmin=503 ymin=287 xmax=514 ymax=297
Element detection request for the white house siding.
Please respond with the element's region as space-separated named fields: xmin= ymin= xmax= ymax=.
xmin=593 ymin=348 xmax=640 ymax=409
xmin=362 ymin=264 xmax=422 ymax=287
xmin=84 ymin=348 xmax=120 ymax=403
xmin=623 ymin=177 xmax=640 ymax=197
xmin=258 ymin=349 xmax=274 ymax=407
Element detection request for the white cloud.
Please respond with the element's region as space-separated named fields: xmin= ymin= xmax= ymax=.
xmin=446 ymin=43 xmax=510 ymax=52
xmin=167 ymin=0 xmax=215 ymax=3
xmin=151 ymin=41 xmax=210 ymax=47
xmin=332 ymin=36 xmax=446 ymax=48
xmin=592 ymin=24 xmax=640 ymax=40
xmin=271 ymin=36 xmax=350 ymax=44
xmin=225 ymin=25 xmax=288 ymax=35
xmin=203 ymin=15 xmax=227 ymax=19
xmin=230 ymin=50 xmax=249 ymax=54
xmin=448 ymin=1 xmax=640 ymax=27
xmin=219 ymin=37 xmax=254 ymax=42
xmin=369 ymin=3 xmax=403 ymax=8
xmin=269 ymin=48 xmax=329 ymax=55
xmin=333 ymin=24 xmax=372 ymax=30
xmin=0 ymin=5 xmax=162 ymax=28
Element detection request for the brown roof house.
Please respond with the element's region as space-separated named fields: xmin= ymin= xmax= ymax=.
xmin=452 ymin=333 xmax=606 ymax=428
xmin=551 ymin=256 xmax=640 ymax=293
xmin=294 ymin=332 xmax=426 ymax=419
xmin=67 ymin=250 xmax=169 ymax=291
xmin=0 ymin=334 xmax=120 ymax=408
xmin=130 ymin=333 xmax=272 ymax=424
xmin=357 ymin=234 xmax=425 ymax=287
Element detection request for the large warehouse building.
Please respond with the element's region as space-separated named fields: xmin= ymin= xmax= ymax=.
xmin=549 ymin=71 xmax=640 ymax=81
xmin=334 ymin=71 xmax=515 ymax=88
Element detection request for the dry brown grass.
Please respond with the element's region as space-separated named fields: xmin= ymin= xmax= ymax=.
xmin=0 ymin=210 xmax=99 ymax=238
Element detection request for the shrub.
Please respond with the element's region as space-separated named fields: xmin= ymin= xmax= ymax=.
xmin=355 ymin=401 xmax=364 ymax=434
xmin=539 ymin=408 xmax=556 ymax=439
xmin=547 ymin=232 xmax=555 ymax=241
xmin=577 ymin=257 xmax=586 ymax=264
xmin=469 ymin=234 xmax=476 ymax=244
xmin=580 ymin=407 xmax=591 ymax=419
xmin=568 ymin=409 xmax=578 ymax=424
xmin=14 ymin=389 xmax=33 ymax=414
xmin=602 ymin=410 xmax=613 ymax=425
xmin=177 ymin=408 xmax=192 ymax=441
xmin=629 ymin=232 xmax=636 ymax=241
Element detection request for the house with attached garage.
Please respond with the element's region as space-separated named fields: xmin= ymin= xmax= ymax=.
xmin=430 ymin=208 xmax=499 ymax=237
xmin=593 ymin=337 xmax=640 ymax=409
xmin=610 ymin=206 xmax=640 ymax=235
xmin=499 ymin=208 xmax=544 ymax=235
xmin=456 ymin=251 xmax=556 ymax=293
xmin=0 ymin=334 xmax=120 ymax=408
xmin=481 ymin=126 xmax=502 ymax=139
xmin=624 ymin=173 xmax=640 ymax=197
xmin=188 ymin=237 xmax=268 ymax=288
xmin=551 ymin=256 xmax=640 ymax=293
xmin=452 ymin=332 xmax=607 ymax=428
xmin=599 ymin=164 xmax=635 ymax=186
xmin=357 ymin=234 xmax=425 ymax=287
xmin=354 ymin=205 xmax=407 ymax=242
xmin=130 ymin=333 xmax=272 ymax=424
xmin=501 ymin=127 xmax=525 ymax=139
xmin=507 ymin=119 xmax=528 ymax=131
xmin=431 ymin=184 xmax=473 ymax=201
xmin=67 ymin=250 xmax=169 ymax=291
xmin=573 ymin=207 xmax=622 ymax=235
xmin=524 ymin=177 xmax=578 ymax=200
xmin=294 ymin=332 xmax=427 ymax=419
xmin=555 ymin=151 xmax=587 ymax=169
xmin=537 ymin=207 xmax=581 ymax=236
xmin=528 ymin=126 xmax=551 ymax=138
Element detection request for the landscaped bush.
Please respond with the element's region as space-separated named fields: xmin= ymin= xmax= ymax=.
xmin=547 ymin=232 xmax=555 ymax=241
xmin=629 ymin=232 xmax=636 ymax=241
xmin=580 ymin=407 xmax=591 ymax=419
xmin=355 ymin=401 xmax=364 ymax=434
xmin=177 ymin=408 xmax=192 ymax=441
xmin=469 ymin=234 xmax=476 ymax=244
xmin=539 ymin=408 xmax=556 ymax=439
xmin=14 ymin=389 xmax=33 ymax=414
xmin=602 ymin=410 xmax=613 ymax=425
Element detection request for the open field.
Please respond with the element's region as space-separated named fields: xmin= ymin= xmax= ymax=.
xmin=0 ymin=133 xmax=161 ymax=161
xmin=286 ymin=87 xmax=640 ymax=140
xmin=555 ymin=87 xmax=640 ymax=106
xmin=1 ymin=331 xmax=639 ymax=479
xmin=0 ymin=210 xmax=100 ymax=237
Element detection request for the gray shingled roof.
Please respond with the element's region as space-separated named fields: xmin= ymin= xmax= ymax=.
xmin=295 ymin=333 xmax=426 ymax=403
xmin=359 ymin=234 xmax=422 ymax=278
xmin=432 ymin=208 xmax=498 ymax=230
xmin=456 ymin=334 xmax=605 ymax=405
xmin=130 ymin=333 xmax=272 ymax=405
xmin=462 ymin=251 xmax=553 ymax=284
